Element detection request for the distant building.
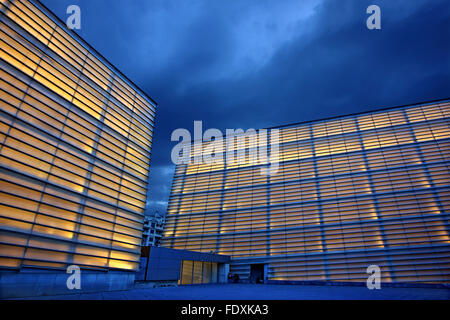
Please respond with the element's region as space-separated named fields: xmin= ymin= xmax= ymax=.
xmin=162 ymin=99 xmax=450 ymax=285
xmin=142 ymin=213 xmax=166 ymax=247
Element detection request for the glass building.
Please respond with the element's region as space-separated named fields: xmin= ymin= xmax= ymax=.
xmin=0 ymin=0 xmax=156 ymax=296
xmin=162 ymin=99 xmax=450 ymax=284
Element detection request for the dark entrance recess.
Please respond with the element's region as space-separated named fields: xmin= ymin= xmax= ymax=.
xmin=141 ymin=246 xmax=151 ymax=281
xmin=250 ymin=264 xmax=265 ymax=284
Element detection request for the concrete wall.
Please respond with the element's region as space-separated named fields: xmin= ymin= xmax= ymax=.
xmin=0 ymin=268 xmax=135 ymax=299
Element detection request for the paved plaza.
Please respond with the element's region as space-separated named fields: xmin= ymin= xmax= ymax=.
xmin=10 ymin=284 xmax=450 ymax=300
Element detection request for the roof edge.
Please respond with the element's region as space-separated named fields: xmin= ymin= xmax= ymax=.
xmin=32 ymin=0 xmax=158 ymax=107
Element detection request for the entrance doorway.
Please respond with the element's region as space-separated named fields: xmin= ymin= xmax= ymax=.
xmin=250 ymin=264 xmax=266 ymax=284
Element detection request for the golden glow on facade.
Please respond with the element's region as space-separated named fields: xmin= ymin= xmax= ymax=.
xmin=0 ymin=0 xmax=156 ymax=271
xmin=163 ymin=101 xmax=450 ymax=283
xmin=179 ymin=260 xmax=219 ymax=285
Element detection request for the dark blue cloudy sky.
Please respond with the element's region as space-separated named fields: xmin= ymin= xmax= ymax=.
xmin=41 ymin=0 xmax=450 ymax=216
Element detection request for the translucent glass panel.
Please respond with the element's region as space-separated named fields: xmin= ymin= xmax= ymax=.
xmin=183 ymin=172 xmax=223 ymax=193
xmin=269 ymin=253 xmax=393 ymax=282
xmin=280 ymin=125 xmax=310 ymax=143
xmin=406 ymin=103 xmax=450 ymax=123
xmin=186 ymin=160 xmax=224 ymax=175
xmin=357 ymin=110 xmax=407 ymax=131
xmin=164 ymin=100 xmax=450 ymax=283
xmin=312 ymin=118 xmax=358 ymax=138
xmin=0 ymin=0 xmax=156 ymax=272
xmin=179 ymin=260 xmax=218 ymax=285
xmin=180 ymin=260 xmax=193 ymax=285
xmin=265 ymin=247 xmax=450 ymax=283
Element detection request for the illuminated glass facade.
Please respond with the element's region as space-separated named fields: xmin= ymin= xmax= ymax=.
xmin=162 ymin=100 xmax=450 ymax=284
xmin=0 ymin=0 xmax=156 ymax=274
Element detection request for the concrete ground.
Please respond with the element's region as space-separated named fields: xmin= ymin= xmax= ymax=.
xmin=9 ymin=283 xmax=450 ymax=300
